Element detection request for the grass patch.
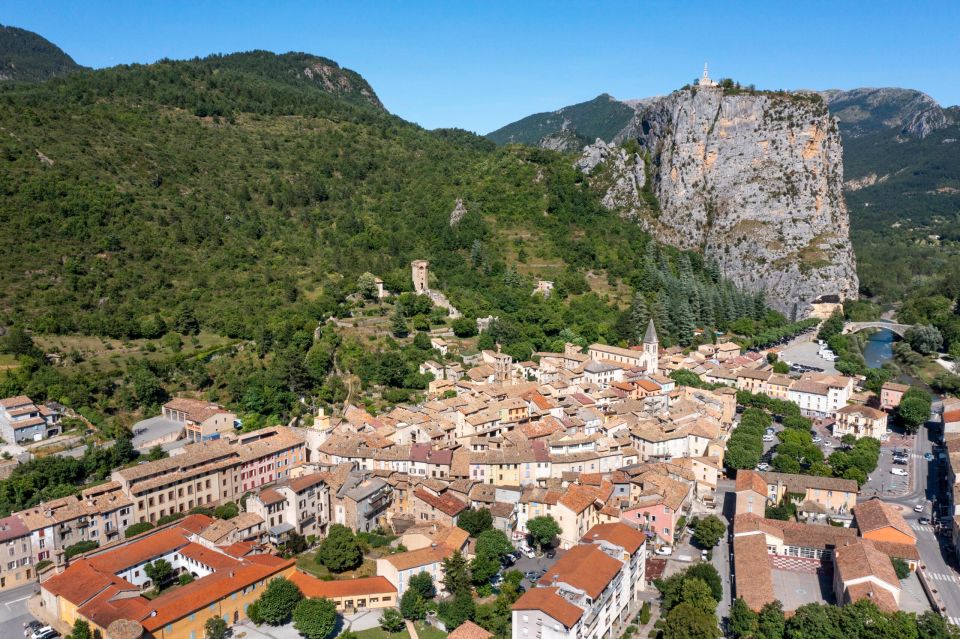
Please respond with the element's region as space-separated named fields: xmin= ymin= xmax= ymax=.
xmin=351 ymin=623 xmax=447 ymax=639
xmin=353 ymin=628 xmax=410 ymax=639
xmin=295 ymin=553 xmax=376 ymax=580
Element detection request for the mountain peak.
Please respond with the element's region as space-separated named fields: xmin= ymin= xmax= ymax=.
xmin=0 ymin=24 xmax=85 ymax=82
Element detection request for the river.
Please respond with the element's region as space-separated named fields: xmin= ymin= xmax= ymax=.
xmin=862 ymin=327 xmax=896 ymax=369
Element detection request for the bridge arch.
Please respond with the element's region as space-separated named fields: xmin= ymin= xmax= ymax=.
xmin=841 ymin=321 xmax=912 ymax=338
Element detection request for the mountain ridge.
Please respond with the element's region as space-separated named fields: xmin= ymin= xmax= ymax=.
xmin=0 ymin=24 xmax=86 ymax=82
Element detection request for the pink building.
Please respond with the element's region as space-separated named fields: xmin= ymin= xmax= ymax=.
xmin=622 ymin=500 xmax=678 ymax=546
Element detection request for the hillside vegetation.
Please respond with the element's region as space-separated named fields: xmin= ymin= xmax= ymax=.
xmin=0 ymin=24 xmax=85 ymax=82
xmin=0 ymin=50 xmax=779 ymax=428
xmin=486 ymin=94 xmax=635 ymax=146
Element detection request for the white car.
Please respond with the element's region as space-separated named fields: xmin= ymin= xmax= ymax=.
xmin=914 ymin=503 xmax=925 ymax=513
xmin=812 ymin=436 xmax=822 ymax=443
xmin=890 ymin=468 xmax=908 ymax=477
xmin=763 ymin=435 xmax=775 ymax=442
xmin=655 ymin=546 xmax=673 ymax=556
xmin=757 ymin=463 xmax=770 ymax=471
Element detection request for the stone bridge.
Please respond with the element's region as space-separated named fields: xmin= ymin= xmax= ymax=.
xmin=842 ymin=321 xmax=913 ymax=337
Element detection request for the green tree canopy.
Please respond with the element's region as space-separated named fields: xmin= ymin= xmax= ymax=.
xmin=317 ymin=524 xmax=363 ymax=572
xmin=526 ymin=515 xmax=561 ymax=550
xmin=256 ymin=577 xmax=303 ymax=625
xmin=458 ymin=507 xmax=494 ymax=536
xmin=292 ymin=597 xmax=338 ymax=639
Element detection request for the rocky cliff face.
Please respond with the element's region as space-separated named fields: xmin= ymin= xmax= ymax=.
xmin=584 ymin=87 xmax=859 ymax=315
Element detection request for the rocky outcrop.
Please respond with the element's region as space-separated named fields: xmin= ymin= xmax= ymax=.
xmin=577 ymin=139 xmax=647 ymax=213
xmin=817 ymin=88 xmax=953 ymax=138
xmin=585 ymin=87 xmax=858 ymax=315
xmin=538 ymin=129 xmax=588 ymax=153
xmin=449 ymin=198 xmax=468 ymax=226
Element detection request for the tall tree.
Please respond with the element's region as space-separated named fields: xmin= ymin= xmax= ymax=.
xmin=526 ymin=515 xmax=561 ymax=551
xmin=292 ymin=597 xmax=338 ymax=639
xmin=442 ymin=551 xmax=472 ymax=596
xmin=256 ymin=577 xmax=303 ymax=625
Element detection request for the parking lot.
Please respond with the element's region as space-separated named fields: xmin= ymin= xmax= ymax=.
xmin=779 ymin=337 xmax=837 ymax=375
xmin=511 ymin=548 xmax=565 ymax=590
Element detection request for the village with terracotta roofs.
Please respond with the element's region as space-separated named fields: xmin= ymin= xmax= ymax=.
xmin=0 ymin=260 xmax=956 ymax=639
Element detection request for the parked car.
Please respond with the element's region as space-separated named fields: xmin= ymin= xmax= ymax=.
xmin=655 ymin=546 xmax=674 ymax=556
xmin=812 ymin=436 xmax=822 ymax=443
xmin=914 ymin=503 xmax=925 ymax=513
xmin=700 ymin=549 xmax=709 ymax=561
xmin=523 ymin=548 xmax=535 ymax=559
xmin=919 ymin=517 xmax=930 ymax=525
xmin=893 ymin=457 xmax=908 ymax=465
xmin=757 ymin=463 xmax=770 ymax=471
xmin=890 ymin=468 xmax=908 ymax=476
xmin=32 ymin=628 xmax=59 ymax=639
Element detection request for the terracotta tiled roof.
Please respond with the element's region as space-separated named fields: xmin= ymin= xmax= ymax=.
xmin=558 ymin=484 xmax=600 ymax=514
xmin=581 ymin=522 xmax=645 ymax=554
xmin=735 ymin=470 xmax=768 ymax=496
xmin=43 ymin=559 xmax=135 ymax=606
xmin=0 ymin=395 xmax=32 ymax=409
xmin=0 ymin=514 xmax=29 ymax=542
xmin=414 ymin=488 xmax=467 ymax=517
xmin=163 ymin=397 xmax=232 ymax=423
xmin=289 ymin=571 xmax=396 ymax=598
xmin=381 ymin=546 xmax=453 ymax=571
xmin=143 ymin=556 xmax=294 ymax=631
xmin=854 ymin=498 xmax=916 ymax=542
xmin=537 ymin=544 xmax=622 ymax=598
xmin=512 ymin=587 xmax=584 ymax=628
xmin=835 ymin=538 xmax=900 ymax=590
xmin=448 ymin=621 xmax=494 ymax=639
xmin=733 ymin=533 xmax=775 ymax=612
xmin=836 ymin=404 xmax=887 ymax=420
xmin=845 ymin=580 xmax=897 ymax=612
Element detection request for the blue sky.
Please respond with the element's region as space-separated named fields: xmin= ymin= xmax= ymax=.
xmin=5 ymin=1 xmax=958 ymax=133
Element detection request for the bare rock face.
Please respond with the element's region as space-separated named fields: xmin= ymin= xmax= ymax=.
xmin=585 ymin=87 xmax=859 ymax=315
xmin=449 ymin=198 xmax=468 ymax=226
xmin=578 ymin=139 xmax=647 ymax=213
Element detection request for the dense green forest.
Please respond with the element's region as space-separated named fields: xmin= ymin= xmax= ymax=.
xmin=0 ymin=51 xmax=784 ymax=427
xmin=0 ymin=24 xmax=84 ymax=82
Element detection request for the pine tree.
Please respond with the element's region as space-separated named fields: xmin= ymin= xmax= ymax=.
xmin=675 ymin=299 xmax=695 ymax=346
xmin=629 ymin=293 xmax=649 ymax=344
xmin=391 ymin=312 xmax=409 ymax=338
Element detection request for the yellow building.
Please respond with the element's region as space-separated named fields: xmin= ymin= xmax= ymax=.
xmin=40 ymin=515 xmax=295 ymax=639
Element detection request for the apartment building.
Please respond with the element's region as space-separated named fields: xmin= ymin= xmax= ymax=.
xmin=0 ymin=395 xmax=60 ymax=444
xmin=511 ymin=542 xmax=631 ymax=639
xmin=580 ymin=523 xmax=647 ymax=603
xmin=16 ymin=482 xmax=134 ymax=568
xmin=0 ymin=515 xmax=34 ymax=591
xmin=112 ymin=427 xmax=306 ymax=525
xmin=332 ymin=472 xmax=393 ymax=533
xmin=833 ymin=404 xmax=888 ymax=440
xmin=40 ymin=514 xmax=295 ymax=639
xmin=246 ymin=472 xmax=330 ymax=543
xmin=162 ymin=397 xmax=236 ymax=443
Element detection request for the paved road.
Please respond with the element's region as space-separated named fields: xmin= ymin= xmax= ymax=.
xmin=876 ymin=403 xmax=960 ymax=622
xmin=0 ymin=583 xmax=40 ymax=639
xmin=714 ymin=479 xmax=735 ymax=620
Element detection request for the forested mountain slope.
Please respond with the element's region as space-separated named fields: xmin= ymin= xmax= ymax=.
xmin=486 ymin=94 xmax=636 ymax=150
xmin=0 ymin=49 xmax=786 ymax=424
xmin=0 ymin=24 xmax=85 ymax=82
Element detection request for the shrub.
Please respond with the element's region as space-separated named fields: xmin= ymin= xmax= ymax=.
xmin=125 ymin=522 xmax=155 ymax=538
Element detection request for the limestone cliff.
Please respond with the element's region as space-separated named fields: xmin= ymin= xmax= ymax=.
xmin=582 ymin=86 xmax=859 ymax=315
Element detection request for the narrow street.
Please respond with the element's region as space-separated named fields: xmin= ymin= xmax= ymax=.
xmin=880 ymin=401 xmax=960 ymax=623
